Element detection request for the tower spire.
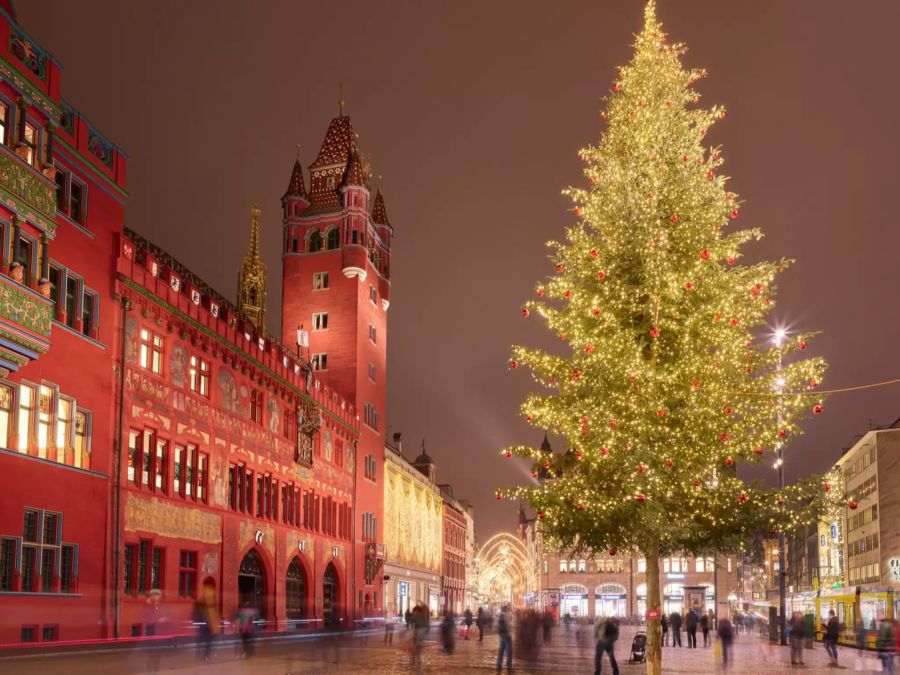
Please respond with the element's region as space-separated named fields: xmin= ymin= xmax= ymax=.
xmin=237 ymin=204 xmax=267 ymax=332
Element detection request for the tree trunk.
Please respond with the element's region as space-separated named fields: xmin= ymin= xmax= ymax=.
xmin=644 ymin=540 xmax=662 ymax=675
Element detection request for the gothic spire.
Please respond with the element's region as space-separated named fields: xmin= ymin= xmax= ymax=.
xmin=237 ymin=204 xmax=267 ymax=332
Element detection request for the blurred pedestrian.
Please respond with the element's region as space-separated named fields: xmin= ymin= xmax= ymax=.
xmin=542 ymin=607 xmax=554 ymax=644
xmin=143 ymin=589 xmax=167 ymax=673
xmin=477 ymin=607 xmax=486 ymax=641
xmin=405 ymin=608 xmax=413 ymax=631
xmin=464 ymin=607 xmax=473 ymax=640
xmin=718 ymin=616 xmax=734 ymax=670
xmin=661 ymin=614 xmax=669 ymax=647
xmin=789 ymin=611 xmax=805 ymax=666
xmin=700 ymin=610 xmax=710 ymax=647
xmin=686 ymin=607 xmax=699 ymax=648
xmin=410 ymin=605 xmax=429 ymax=675
xmin=594 ymin=617 xmax=619 ymax=675
xmin=496 ymin=604 xmax=513 ymax=674
xmin=876 ymin=614 xmax=895 ymax=675
xmin=193 ymin=581 xmax=219 ymax=662
xmin=669 ymin=611 xmax=683 ymax=647
xmin=385 ymin=605 xmax=396 ymax=645
xmin=236 ymin=601 xmax=258 ymax=659
xmin=823 ymin=609 xmax=839 ymax=667
xmin=440 ymin=610 xmax=456 ymax=654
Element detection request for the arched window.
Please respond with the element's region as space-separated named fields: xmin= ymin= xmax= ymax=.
xmin=560 ymin=560 xmax=568 ymax=573
xmin=326 ymin=227 xmax=340 ymax=250
xmin=286 ymin=558 xmax=307 ymax=624
xmin=596 ymin=583 xmax=627 ymax=596
xmin=568 ymin=560 xmax=576 ymax=572
xmin=577 ymin=560 xmax=586 ymax=573
xmin=307 ymin=229 xmax=322 ymax=253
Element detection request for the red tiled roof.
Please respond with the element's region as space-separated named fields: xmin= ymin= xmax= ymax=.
xmin=310 ymin=116 xmax=356 ymax=169
xmin=371 ymin=189 xmax=390 ymax=227
xmin=282 ymin=160 xmax=307 ymax=200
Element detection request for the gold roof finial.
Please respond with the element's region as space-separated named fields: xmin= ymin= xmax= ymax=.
xmin=339 ymin=82 xmax=345 ymax=117
xmin=296 ymin=143 xmax=301 ymax=161
xmin=238 ymin=202 xmax=267 ymax=332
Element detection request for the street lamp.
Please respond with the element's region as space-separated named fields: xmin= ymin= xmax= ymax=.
xmin=773 ymin=328 xmax=787 ymax=646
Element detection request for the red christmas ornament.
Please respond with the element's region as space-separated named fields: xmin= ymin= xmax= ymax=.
xmin=584 ymin=344 xmax=594 ymax=353
xmin=580 ymin=426 xmax=589 ymax=436
xmin=738 ymin=491 xmax=748 ymax=503
xmin=548 ymin=377 xmax=556 ymax=383
xmin=635 ymin=493 xmax=646 ymax=503
xmin=730 ymin=208 xmax=739 ymax=219
xmin=656 ymin=408 xmax=665 ymax=417
xmin=684 ymin=281 xmax=694 ymax=290
xmin=590 ymin=249 xmax=599 ymax=258
xmin=574 ymin=208 xmax=582 ymax=217
xmin=600 ymin=448 xmax=609 ymax=456
xmin=608 ymin=548 xmax=617 ymax=556
xmin=509 ymin=360 xmax=519 ymax=369
xmin=848 ymin=500 xmax=858 ymax=510
xmin=727 ymin=256 xmax=735 ymax=265
xmin=525 ymin=414 xmax=533 ymax=422
xmin=572 ymin=370 xmax=581 ymax=380
xmin=556 ymin=263 xmax=564 ymax=273
xmin=538 ymin=511 xmax=545 ymax=519
xmin=720 ymin=432 xmax=730 ymax=443
xmin=649 ymin=326 xmax=661 ymax=338
xmin=724 ymin=406 xmax=733 ymax=415
xmin=564 ymin=289 xmax=572 ymax=298
xmin=682 ymin=155 xmax=689 ymax=163
xmin=531 ymin=470 xmax=538 ymax=478
xmin=778 ymin=429 xmax=787 ymax=438
xmin=730 ymin=318 xmax=739 ymax=327
xmin=714 ymin=312 xmax=721 ymax=321
xmin=504 ymin=450 xmax=512 ymax=458
xmin=712 ymin=151 xmax=720 ymax=160
xmin=636 ymin=463 xmax=646 ymax=474
xmin=691 ymin=379 xmax=701 ymax=389
xmin=809 ymin=379 xmax=818 ymax=388
xmin=822 ymin=483 xmax=830 ymax=492
xmin=598 ymin=271 xmax=607 ymax=280
xmin=521 ymin=308 xmax=530 ymax=318
xmin=693 ymin=479 xmax=702 ymax=487
xmin=576 ymin=502 xmax=585 ymax=511
xmin=543 ymin=460 xmax=551 ymax=469
xmin=798 ymin=340 xmax=807 ymax=350
xmin=813 ymin=404 xmax=823 ymax=415
xmin=670 ymin=214 xmax=679 ymax=223
xmin=592 ymin=308 xmax=602 ymax=316
xmin=701 ymin=249 xmax=711 ymax=260
xmin=725 ymin=457 xmax=734 ymax=467
xmin=628 ymin=374 xmax=637 ymax=381
xmin=776 ymin=498 xmax=785 ymax=506
xmin=706 ymin=170 xmax=714 ymax=181
xmin=647 ymin=193 xmax=653 ymax=200
xmin=613 ymin=83 xmax=620 ymax=92
xmin=609 ymin=420 xmax=618 ymax=430
xmin=575 ymin=449 xmax=584 ymax=459
xmin=496 ymin=492 xmax=502 ymax=500
xmin=753 ymin=446 xmax=764 ymax=456
xmin=665 ymin=458 xmax=674 ymax=468
xmin=536 ymin=288 xmax=545 ymax=297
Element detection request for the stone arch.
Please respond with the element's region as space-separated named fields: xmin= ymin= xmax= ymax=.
xmin=285 ymin=556 xmax=309 ymax=628
xmin=306 ymin=228 xmax=322 ymax=253
xmin=238 ymin=548 xmax=268 ymax=621
xmin=324 ymin=226 xmax=340 ymax=250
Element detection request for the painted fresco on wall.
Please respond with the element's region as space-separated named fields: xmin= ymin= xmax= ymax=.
xmin=323 ymin=430 xmax=333 ymax=461
xmin=124 ymin=316 xmax=139 ymax=364
xmin=170 ymin=344 xmax=187 ymax=388
xmin=218 ymin=369 xmax=240 ymax=414
xmin=211 ymin=456 xmax=227 ymax=507
xmin=266 ymin=397 xmax=280 ymax=435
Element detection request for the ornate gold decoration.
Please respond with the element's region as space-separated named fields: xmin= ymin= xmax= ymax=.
xmin=239 ymin=520 xmax=275 ymax=560
xmin=124 ymin=493 xmax=221 ymax=544
xmin=237 ymin=204 xmax=267 ymax=332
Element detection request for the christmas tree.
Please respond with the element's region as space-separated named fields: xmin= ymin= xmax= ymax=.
xmin=503 ymin=3 xmax=841 ymax=673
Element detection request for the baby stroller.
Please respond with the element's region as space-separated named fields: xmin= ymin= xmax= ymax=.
xmin=628 ymin=631 xmax=647 ymax=664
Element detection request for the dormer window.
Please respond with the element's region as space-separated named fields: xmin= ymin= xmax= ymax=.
xmin=327 ymin=175 xmax=335 ymax=188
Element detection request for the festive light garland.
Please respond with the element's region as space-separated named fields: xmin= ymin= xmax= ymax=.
xmin=499 ymin=0 xmax=847 ymax=570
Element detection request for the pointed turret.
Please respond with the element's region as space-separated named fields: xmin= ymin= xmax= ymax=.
xmin=282 ymin=159 xmax=308 ymax=200
xmin=340 ymin=148 xmax=369 ymax=189
xmin=412 ymin=439 xmax=436 ymax=483
xmin=307 ymin=115 xmax=357 ymax=213
xmin=237 ymin=204 xmax=267 ymax=332
xmin=371 ymin=189 xmax=390 ymax=228
xmin=540 ymin=432 xmax=553 ymax=453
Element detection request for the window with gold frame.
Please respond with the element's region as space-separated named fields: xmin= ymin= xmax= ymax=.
xmin=0 ymin=384 xmax=12 ymax=448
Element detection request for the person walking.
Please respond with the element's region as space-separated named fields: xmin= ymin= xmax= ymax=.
xmin=686 ymin=608 xmax=699 ymax=648
xmin=477 ymin=607 xmax=486 ymax=641
xmin=496 ymin=605 xmax=513 ymax=674
xmin=542 ymin=607 xmax=554 ymax=645
xmin=823 ymin=609 xmax=840 ymax=667
xmin=718 ymin=616 xmax=734 ymax=670
xmin=789 ymin=611 xmax=806 ymax=666
xmin=192 ymin=581 xmax=219 ymax=663
xmin=700 ymin=610 xmax=710 ymax=647
xmin=876 ymin=615 xmax=895 ymax=675
xmin=669 ymin=611 xmax=683 ymax=647
xmin=464 ymin=608 xmax=473 ymax=640
xmin=594 ymin=617 xmax=620 ymax=675
xmin=236 ymin=601 xmax=258 ymax=659
xmin=384 ymin=606 xmax=396 ymax=645
xmin=440 ymin=610 xmax=456 ymax=654
xmin=410 ymin=605 xmax=429 ymax=675
xmin=405 ymin=608 xmax=413 ymax=631
xmin=661 ymin=614 xmax=669 ymax=647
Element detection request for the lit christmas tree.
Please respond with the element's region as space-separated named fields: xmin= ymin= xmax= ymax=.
xmin=502 ymin=3 xmax=842 ymax=673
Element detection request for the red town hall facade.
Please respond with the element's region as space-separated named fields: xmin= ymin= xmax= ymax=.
xmin=0 ymin=2 xmax=390 ymax=643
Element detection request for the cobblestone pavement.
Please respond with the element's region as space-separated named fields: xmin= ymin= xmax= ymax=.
xmin=1 ymin=624 xmax=891 ymax=674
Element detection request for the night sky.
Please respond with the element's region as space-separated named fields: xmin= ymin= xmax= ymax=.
xmin=18 ymin=1 xmax=900 ymax=542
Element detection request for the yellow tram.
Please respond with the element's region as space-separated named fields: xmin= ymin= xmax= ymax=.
xmin=809 ymin=586 xmax=897 ymax=648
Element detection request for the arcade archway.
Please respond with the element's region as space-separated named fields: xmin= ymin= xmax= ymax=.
xmin=238 ymin=549 xmax=266 ymax=619
xmin=285 ymin=557 xmax=307 ymax=627
xmin=323 ymin=562 xmax=340 ymax=628
xmin=476 ymin=533 xmax=536 ymax=609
